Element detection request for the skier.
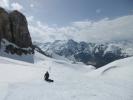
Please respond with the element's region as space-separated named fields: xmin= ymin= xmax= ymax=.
xmin=44 ymin=71 xmax=54 ymax=82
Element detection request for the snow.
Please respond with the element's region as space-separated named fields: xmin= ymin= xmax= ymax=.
xmin=107 ymin=40 xmax=133 ymax=56
xmin=103 ymin=44 xmax=119 ymax=55
xmin=0 ymin=39 xmax=34 ymax=63
xmin=87 ymin=57 xmax=133 ymax=79
xmin=1 ymin=39 xmax=33 ymax=51
xmin=35 ymin=40 xmax=133 ymax=64
xmin=0 ymin=51 xmax=133 ymax=100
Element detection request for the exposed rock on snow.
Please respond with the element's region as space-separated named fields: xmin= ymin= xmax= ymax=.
xmin=0 ymin=39 xmax=34 ymax=63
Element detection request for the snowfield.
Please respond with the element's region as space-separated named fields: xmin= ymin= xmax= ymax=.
xmin=0 ymin=51 xmax=133 ymax=100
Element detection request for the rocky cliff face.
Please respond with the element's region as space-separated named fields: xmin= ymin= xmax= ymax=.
xmin=9 ymin=10 xmax=32 ymax=48
xmin=0 ymin=7 xmax=12 ymax=41
xmin=0 ymin=7 xmax=33 ymax=55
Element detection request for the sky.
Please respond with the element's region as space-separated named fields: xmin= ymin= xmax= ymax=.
xmin=0 ymin=0 xmax=133 ymax=43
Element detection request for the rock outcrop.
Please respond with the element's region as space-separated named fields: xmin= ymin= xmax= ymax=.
xmin=0 ymin=7 xmax=12 ymax=41
xmin=9 ymin=10 xmax=32 ymax=48
xmin=0 ymin=7 xmax=33 ymax=55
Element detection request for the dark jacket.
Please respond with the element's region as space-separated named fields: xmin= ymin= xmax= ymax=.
xmin=44 ymin=71 xmax=49 ymax=80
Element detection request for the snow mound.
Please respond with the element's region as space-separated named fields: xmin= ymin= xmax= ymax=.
xmin=87 ymin=57 xmax=133 ymax=79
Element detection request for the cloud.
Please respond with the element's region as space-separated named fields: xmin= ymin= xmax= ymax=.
xmin=0 ymin=0 xmax=24 ymax=12
xmin=27 ymin=16 xmax=70 ymax=42
xmin=11 ymin=2 xmax=23 ymax=11
xmin=0 ymin=0 xmax=9 ymax=9
xmin=27 ymin=15 xmax=133 ymax=43
xmin=72 ymin=15 xmax=133 ymax=42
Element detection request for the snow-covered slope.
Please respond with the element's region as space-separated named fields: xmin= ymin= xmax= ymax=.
xmin=0 ymin=39 xmax=34 ymax=63
xmin=87 ymin=57 xmax=133 ymax=79
xmin=0 ymin=52 xmax=133 ymax=100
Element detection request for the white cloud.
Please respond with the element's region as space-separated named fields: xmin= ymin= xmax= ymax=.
xmin=11 ymin=2 xmax=23 ymax=11
xmin=0 ymin=0 xmax=9 ymax=9
xmin=27 ymin=16 xmax=34 ymax=22
xmin=27 ymin=15 xmax=133 ymax=43
xmin=0 ymin=1 xmax=24 ymax=12
xmin=27 ymin=16 xmax=73 ymax=42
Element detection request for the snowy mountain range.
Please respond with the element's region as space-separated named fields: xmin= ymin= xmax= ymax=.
xmin=34 ymin=39 xmax=133 ymax=68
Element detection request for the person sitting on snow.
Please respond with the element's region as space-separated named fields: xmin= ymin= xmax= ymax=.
xmin=44 ymin=71 xmax=54 ymax=82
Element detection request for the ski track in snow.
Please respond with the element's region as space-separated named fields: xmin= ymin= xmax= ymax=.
xmin=0 ymin=52 xmax=133 ymax=100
